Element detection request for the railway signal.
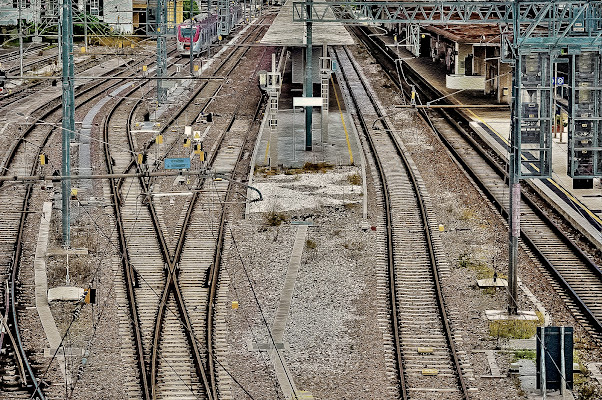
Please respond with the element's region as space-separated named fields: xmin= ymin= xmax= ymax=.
xmin=84 ymin=288 xmax=96 ymax=304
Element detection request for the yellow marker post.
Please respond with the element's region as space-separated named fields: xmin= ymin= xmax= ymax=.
xmin=142 ymin=65 xmax=148 ymax=72
xmin=330 ymin=76 xmax=354 ymax=164
xmin=156 ymin=135 xmax=164 ymax=144
xmin=231 ymin=301 xmax=239 ymax=309
xmin=422 ymin=368 xmax=439 ymax=376
xmin=438 ymin=224 xmax=444 ymax=232
xmin=137 ymin=153 xmax=143 ymax=164
xmin=199 ymin=151 xmax=205 ymax=162
xmin=80 ymin=47 xmax=86 ymax=53
xmin=39 ymin=154 xmax=47 ymax=165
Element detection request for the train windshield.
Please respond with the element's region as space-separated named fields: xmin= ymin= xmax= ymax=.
xmin=180 ymin=27 xmax=193 ymax=37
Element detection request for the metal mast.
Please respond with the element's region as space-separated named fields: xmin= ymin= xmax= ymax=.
xmin=61 ymin=0 xmax=75 ymax=247
xmin=304 ymin=0 xmax=313 ymax=150
xmin=157 ymin=0 xmax=167 ymax=104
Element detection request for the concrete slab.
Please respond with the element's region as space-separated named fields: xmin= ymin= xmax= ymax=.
xmin=477 ymin=278 xmax=508 ymax=288
xmin=47 ymin=286 xmax=85 ymax=302
xmin=504 ymin=339 xmax=536 ymax=351
xmin=587 ymin=362 xmax=602 ymax=385
xmin=46 ymin=248 xmax=88 ymax=256
xmin=261 ymin=0 xmax=354 ymax=46
xmin=34 ymin=202 xmax=71 ymax=385
xmin=44 ymin=347 xmax=84 ymax=357
xmin=485 ymin=309 xmax=539 ymax=321
xmin=479 ymin=350 xmax=504 ymax=378
xmin=246 ymin=340 xmax=289 ymax=351
xmin=267 ymin=224 xmax=308 ymax=399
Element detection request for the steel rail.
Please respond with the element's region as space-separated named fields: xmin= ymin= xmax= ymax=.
xmin=333 ymin=47 xmax=406 ymax=399
xmin=102 ymin=87 xmax=152 ymax=400
xmin=139 ymin=22 xmax=268 ymax=399
xmin=99 ymin=51 xmax=199 ymax=400
xmin=334 ymin=44 xmax=470 ymax=399
xmin=353 ymin=25 xmax=602 ymax=339
xmin=0 ymin=51 xmax=175 ymax=188
xmin=0 ymin=50 xmax=172 ymax=400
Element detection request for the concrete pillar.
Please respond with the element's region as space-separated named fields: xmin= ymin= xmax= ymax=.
xmin=498 ymin=61 xmax=513 ymax=104
xmin=455 ymin=42 xmax=472 ymax=75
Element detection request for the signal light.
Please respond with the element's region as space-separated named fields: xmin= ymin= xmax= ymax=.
xmin=84 ymin=288 xmax=96 ymax=304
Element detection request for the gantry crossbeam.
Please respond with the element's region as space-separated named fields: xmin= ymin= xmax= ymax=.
xmin=292 ymin=1 xmax=602 ymax=47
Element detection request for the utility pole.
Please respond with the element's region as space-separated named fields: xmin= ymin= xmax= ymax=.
xmin=84 ymin=0 xmax=88 ymax=52
xmin=18 ymin=0 xmax=23 ymax=77
xmin=304 ymin=0 xmax=313 ymax=150
xmin=189 ymin=0 xmax=194 ymax=74
xmin=61 ymin=0 xmax=74 ymax=248
xmin=157 ymin=0 xmax=167 ymax=104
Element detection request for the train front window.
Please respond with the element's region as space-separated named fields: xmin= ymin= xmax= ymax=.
xmin=180 ymin=27 xmax=193 ymax=37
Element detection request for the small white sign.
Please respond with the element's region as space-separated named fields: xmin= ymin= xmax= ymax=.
xmin=293 ymin=97 xmax=323 ymax=107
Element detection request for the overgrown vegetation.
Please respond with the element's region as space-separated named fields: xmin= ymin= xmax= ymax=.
xmin=512 ymin=350 xmax=536 ymax=361
xmin=457 ymin=253 xmax=506 ymax=280
xmin=489 ymin=312 xmax=544 ymax=339
xmin=459 ymin=208 xmax=476 ymax=221
xmin=264 ymin=210 xmax=287 ymax=226
xmin=282 ymin=162 xmax=335 ymax=175
xmin=489 ymin=319 xmax=538 ymax=339
xmin=347 ymin=173 xmax=362 ymax=185
xmin=578 ymin=382 xmax=602 ymax=400
xmin=305 ymin=239 xmax=317 ymax=249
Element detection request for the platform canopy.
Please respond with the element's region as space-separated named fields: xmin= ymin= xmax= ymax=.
xmin=261 ymin=0 xmax=354 ymax=46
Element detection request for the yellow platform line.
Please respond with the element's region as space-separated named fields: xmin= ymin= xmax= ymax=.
xmin=465 ymin=108 xmax=510 ymax=146
xmin=264 ymin=141 xmax=270 ymax=164
xmin=331 ymin=75 xmax=354 ymax=165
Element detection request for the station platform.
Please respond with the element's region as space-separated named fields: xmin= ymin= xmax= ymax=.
xmin=380 ymin=35 xmax=602 ymax=247
xmin=254 ymin=108 xmax=359 ymax=168
xmin=261 ymin=0 xmax=354 ymax=46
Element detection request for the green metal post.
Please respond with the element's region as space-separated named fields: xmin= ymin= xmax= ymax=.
xmin=157 ymin=0 xmax=167 ymax=104
xmin=304 ymin=0 xmax=313 ymax=150
xmin=507 ymin=2 xmax=520 ymax=315
xmin=189 ymin=0 xmax=194 ymax=74
xmin=61 ymin=0 xmax=74 ymax=248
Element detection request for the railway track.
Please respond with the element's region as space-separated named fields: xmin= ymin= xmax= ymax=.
xmin=333 ymin=46 xmax=469 ymax=399
xmin=352 ymin=26 xmax=602 ymax=344
xmin=0 ymin=47 xmax=186 ymax=398
xmin=0 ymin=43 xmax=47 ymax=65
xmin=103 ymin=20 xmax=268 ymax=399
